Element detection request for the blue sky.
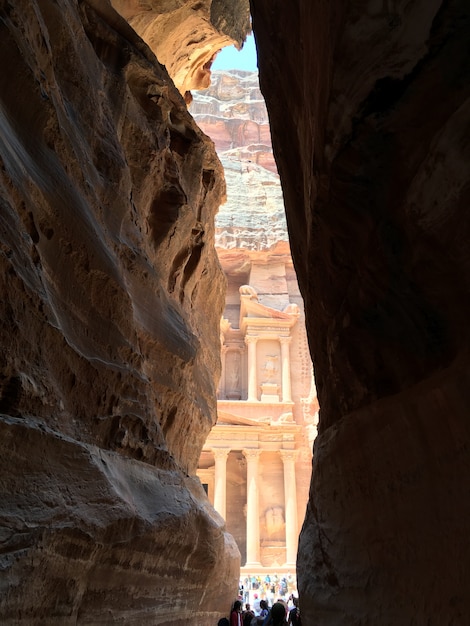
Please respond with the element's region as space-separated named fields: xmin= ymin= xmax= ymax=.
xmin=212 ymin=33 xmax=258 ymax=71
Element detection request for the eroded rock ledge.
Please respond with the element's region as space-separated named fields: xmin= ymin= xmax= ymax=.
xmin=110 ymin=0 xmax=251 ymax=99
xmin=0 ymin=0 xmax=240 ymax=622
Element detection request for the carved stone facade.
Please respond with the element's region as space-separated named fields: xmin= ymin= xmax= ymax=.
xmin=192 ymin=69 xmax=318 ymax=578
xmin=198 ymin=249 xmax=318 ymax=575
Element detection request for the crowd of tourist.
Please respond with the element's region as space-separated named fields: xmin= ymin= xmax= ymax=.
xmin=218 ymin=592 xmax=301 ymax=626
xmin=240 ymin=573 xmax=294 ymax=603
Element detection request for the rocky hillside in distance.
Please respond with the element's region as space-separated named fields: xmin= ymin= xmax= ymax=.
xmin=192 ymin=71 xmax=288 ymax=250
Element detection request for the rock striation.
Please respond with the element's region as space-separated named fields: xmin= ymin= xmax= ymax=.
xmin=192 ymin=71 xmax=276 ymax=174
xmin=0 ymin=0 xmax=243 ymax=623
xmin=251 ymin=0 xmax=470 ymax=623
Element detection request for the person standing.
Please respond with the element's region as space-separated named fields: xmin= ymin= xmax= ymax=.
xmin=243 ymin=603 xmax=255 ymax=626
xmin=231 ymin=600 xmax=243 ymax=626
xmin=263 ymin=601 xmax=288 ymax=626
xmin=287 ymin=597 xmax=301 ymax=625
xmin=258 ymin=600 xmax=269 ymax=622
xmin=252 ymin=593 xmax=261 ymax=616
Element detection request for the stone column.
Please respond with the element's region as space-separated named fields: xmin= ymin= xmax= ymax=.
xmin=280 ymin=449 xmax=298 ymax=566
xmin=219 ymin=345 xmax=227 ymax=399
xmin=212 ymin=448 xmax=230 ymax=519
xmin=279 ymin=336 xmax=293 ymax=403
xmin=245 ymin=335 xmax=258 ymax=402
xmin=243 ymin=448 xmax=262 ymax=567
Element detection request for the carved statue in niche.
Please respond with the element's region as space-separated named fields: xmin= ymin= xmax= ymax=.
xmin=262 ymin=355 xmax=278 ymax=381
xmin=226 ymin=351 xmax=241 ymax=400
xmin=265 ymin=506 xmax=285 ymax=539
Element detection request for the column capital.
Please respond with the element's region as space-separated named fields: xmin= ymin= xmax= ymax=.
xmin=244 ymin=334 xmax=259 ymax=345
xmin=279 ymin=335 xmax=292 ymax=345
xmin=212 ymin=447 xmax=230 ymax=460
xmin=243 ymin=448 xmax=262 ymax=461
xmin=279 ymin=449 xmax=298 ymax=463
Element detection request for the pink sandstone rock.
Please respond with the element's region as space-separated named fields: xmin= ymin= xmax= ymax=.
xmin=192 ymin=71 xmax=287 ymax=250
xmin=192 ymin=70 xmax=277 ymax=174
xmin=110 ymin=0 xmax=251 ymax=100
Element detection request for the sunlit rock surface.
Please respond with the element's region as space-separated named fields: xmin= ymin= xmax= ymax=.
xmin=0 ymin=0 xmax=239 ymax=622
xmin=251 ymin=0 xmax=470 ymax=623
xmin=110 ymin=0 xmax=251 ymax=99
xmin=192 ymin=71 xmax=276 ymax=173
xmin=193 ymin=71 xmax=287 ymax=249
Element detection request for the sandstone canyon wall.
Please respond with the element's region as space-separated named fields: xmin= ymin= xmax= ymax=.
xmin=0 ymin=1 xmax=249 ymax=623
xmin=251 ymin=0 xmax=470 ymax=624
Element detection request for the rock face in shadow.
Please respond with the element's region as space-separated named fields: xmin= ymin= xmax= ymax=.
xmin=250 ymin=0 xmax=470 ymax=623
xmin=0 ymin=1 xmax=239 ymax=623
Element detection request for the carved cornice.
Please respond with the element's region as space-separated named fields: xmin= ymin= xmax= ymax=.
xmin=242 ymin=319 xmax=296 ymax=335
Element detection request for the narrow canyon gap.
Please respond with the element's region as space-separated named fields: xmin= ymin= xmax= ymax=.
xmin=1 ymin=1 xmax=470 ymax=625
